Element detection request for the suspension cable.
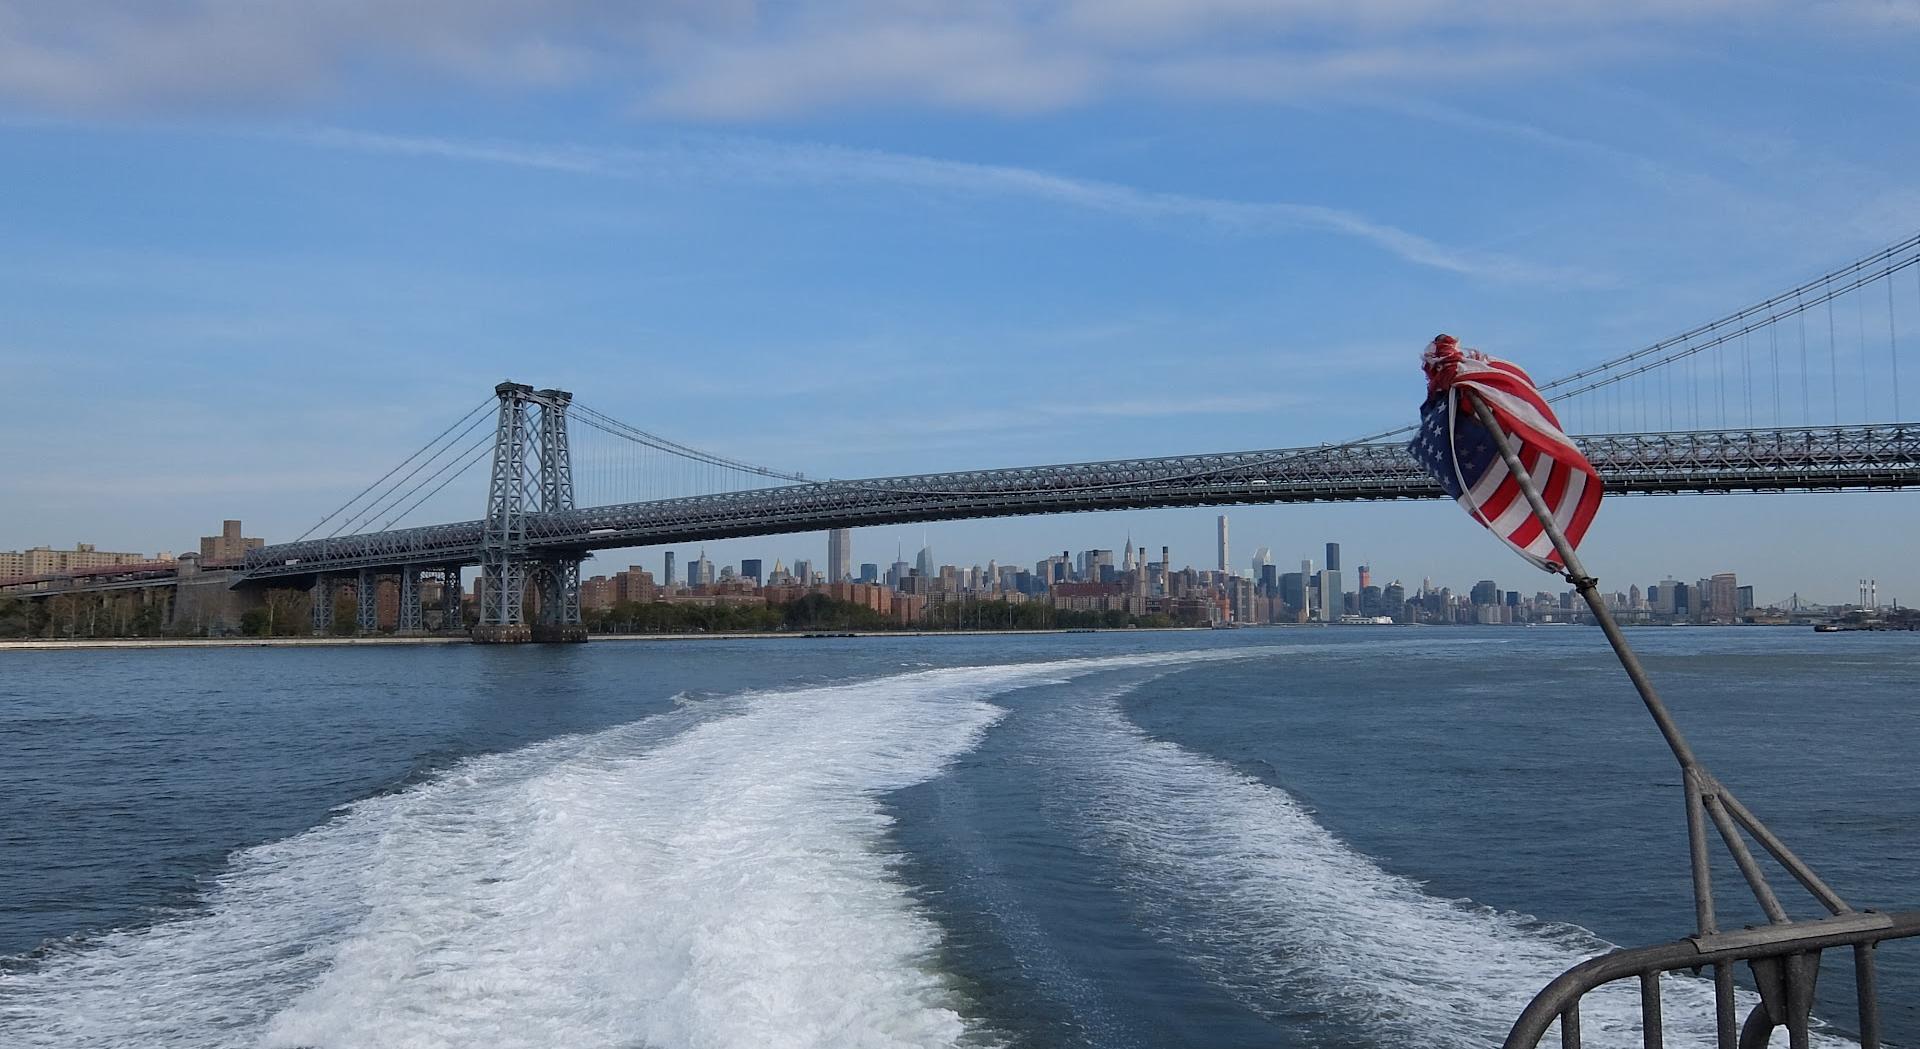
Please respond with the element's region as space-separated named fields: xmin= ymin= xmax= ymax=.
xmin=296 ymin=397 xmax=493 ymax=540
xmin=1537 ymin=231 xmax=1920 ymax=394
xmin=329 ymin=413 xmax=494 ymax=538
xmin=381 ymin=440 xmax=494 ymax=530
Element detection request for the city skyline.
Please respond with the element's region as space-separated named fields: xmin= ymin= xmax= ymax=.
xmin=606 ymin=521 xmax=1881 ymax=613
xmin=14 ymin=505 xmax=1893 ymax=611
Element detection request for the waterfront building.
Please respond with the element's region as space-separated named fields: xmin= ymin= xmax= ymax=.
xmin=1051 ymin=581 xmax=1128 ymax=612
xmin=580 ymin=575 xmax=614 ymax=611
xmin=2 ymin=541 xmax=151 ymax=578
xmin=198 ymin=520 xmax=263 ymax=564
xmin=1709 ymin=572 xmax=1738 ymax=622
xmin=1383 ymin=581 xmax=1407 ymax=621
xmin=1279 ymin=570 xmax=1305 ymax=613
xmin=613 ymin=566 xmax=654 ymax=603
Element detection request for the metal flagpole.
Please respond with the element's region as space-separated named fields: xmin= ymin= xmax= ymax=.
xmin=1463 ymin=394 xmax=1852 ymax=935
xmin=1463 ymin=394 xmax=1726 ymax=939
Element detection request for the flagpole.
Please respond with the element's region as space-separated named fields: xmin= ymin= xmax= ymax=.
xmin=1462 ymin=385 xmax=1868 ymax=1049
xmin=1463 ymin=393 xmax=1728 ymax=935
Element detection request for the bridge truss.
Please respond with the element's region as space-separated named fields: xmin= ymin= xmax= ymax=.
xmin=237 ymin=421 xmax=1920 ymax=577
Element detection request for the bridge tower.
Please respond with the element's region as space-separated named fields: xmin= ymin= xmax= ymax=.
xmin=475 ymin=382 xmax=587 ymax=643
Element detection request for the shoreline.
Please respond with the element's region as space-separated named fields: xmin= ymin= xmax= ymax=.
xmin=0 ymin=620 xmax=1859 ymax=652
xmin=0 ymin=627 xmax=1215 ymax=651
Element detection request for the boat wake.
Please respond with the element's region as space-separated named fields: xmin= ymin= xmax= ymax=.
xmin=1035 ymin=679 xmax=1843 ymax=1049
xmin=0 ymin=650 xmax=1264 ymax=1049
xmin=0 ymin=646 xmax=1841 ymax=1048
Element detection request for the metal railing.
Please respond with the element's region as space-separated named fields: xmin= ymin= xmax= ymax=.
xmin=1507 ymin=912 xmax=1920 ymax=1048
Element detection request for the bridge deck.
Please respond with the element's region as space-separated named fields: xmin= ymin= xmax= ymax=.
xmin=234 ymin=424 xmax=1920 ymax=583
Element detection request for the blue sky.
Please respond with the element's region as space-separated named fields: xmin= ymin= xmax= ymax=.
xmin=2 ymin=2 xmax=1917 ymax=604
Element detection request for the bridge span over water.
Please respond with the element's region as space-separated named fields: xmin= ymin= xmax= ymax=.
xmin=7 ymin=232 xmax=1919 ymax=641
xmin=236 ymin=422 xmax=1920 ymax=585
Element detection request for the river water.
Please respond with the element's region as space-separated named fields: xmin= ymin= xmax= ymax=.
xmin=0 ymin=629 xmax=1914 ymax=1048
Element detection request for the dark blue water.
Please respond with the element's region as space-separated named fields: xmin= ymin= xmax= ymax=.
xmin=0 ymin=630 xmax=1914 ymax=1047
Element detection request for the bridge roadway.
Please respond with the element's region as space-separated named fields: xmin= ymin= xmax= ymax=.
xmin=233 ymin=423 xmax=1920 ymax=585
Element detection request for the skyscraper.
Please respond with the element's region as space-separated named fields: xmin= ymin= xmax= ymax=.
xmin=1325 ymin=542 xmax=1341 ymax=572
xmin=1217 ymin=515 xmax=1230 ymax=574
xmin=663 ymin=551 xmax=677 ymax=587
xmin=1709 ymin=573 xmax=1738 ymax=621
xmin=827 ymin=528 xmax=853 ymax=583
xmin=740 ymin=558 xmax=763 ymax=584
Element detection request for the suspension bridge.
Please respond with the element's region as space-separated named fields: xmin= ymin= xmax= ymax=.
xmin=10 ymin=233 xmax=1920 ymax=640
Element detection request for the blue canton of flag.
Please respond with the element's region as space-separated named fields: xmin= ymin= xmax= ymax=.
xmin=1408 ymin=395 xmax=1497 ymax=503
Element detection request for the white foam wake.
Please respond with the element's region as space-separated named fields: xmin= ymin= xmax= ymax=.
xmin=1045 ymin=686 xmax=1845 ymax=1049
xmin=0 ymin=648 xmax=1274 ymax=1049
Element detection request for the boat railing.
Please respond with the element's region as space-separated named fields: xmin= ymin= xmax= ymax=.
xmin=1505 ymin=911 xmax=1920 ymax=1049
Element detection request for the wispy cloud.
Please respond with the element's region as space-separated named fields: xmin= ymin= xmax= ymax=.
xmin=291 ymin=126 xmax=1588 ymax=283
xmin=2 ymin=2 xmax=1908 ymax=120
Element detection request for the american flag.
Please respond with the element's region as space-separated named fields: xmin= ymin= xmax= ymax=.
xmin=1406 ymin=335 xmax=1603 ymax=571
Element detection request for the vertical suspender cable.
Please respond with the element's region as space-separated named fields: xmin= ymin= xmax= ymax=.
xmin=1769 ymin=324 xmax=1781 ymax=426
xmin=1892 ymin=275 xmax=1903 ymax=421
xmin=1797 ymin=295 xmax=1810 ymax=426
xmin=1719 ymin=335 xmax=1730 ymax=426
xmin=1828 ymin=298 xmax=1840 ymax=425
xmin=1690 ymin=348 xmax=1701 ymax=429
xmin=1859 ymin=289 xmax=1871 ymax=421
xmin=1741 ymin=329 xmax=1752 ymax=426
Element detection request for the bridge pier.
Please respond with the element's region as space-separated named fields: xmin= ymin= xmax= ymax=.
xmin=532 ymin=557 xmax=587 ymax=643
xmin=356 ymin=567 xmax=379 ymax=635
xmin=311 ymin=575 xmax=334 ymax=635
xmin=398 ymin=565 xmax=424 ymax=634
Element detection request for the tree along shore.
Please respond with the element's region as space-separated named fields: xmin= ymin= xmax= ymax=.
xmin=0 ymin=592 xmax=1183 ymax=641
